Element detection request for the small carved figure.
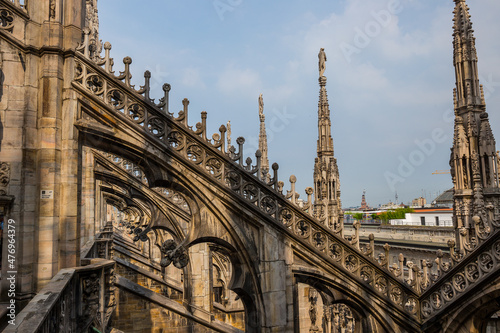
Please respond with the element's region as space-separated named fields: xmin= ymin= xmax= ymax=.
xmin=463 ymin=157 xmax=469 ymax=189
xmin=308 ymin=288 xmax=318 ymax=330
xmin=49 ymin=0 xmax=56 ymax=19
xmin=226 ymin=120 xmax=232 ymax=148
xmin=497 ymin=151 xmax=500 ymax=180
xmin=258 ymin=93 xmax=264 ymax=115
xmin=318 ymin=48 xmax=327 ymax=77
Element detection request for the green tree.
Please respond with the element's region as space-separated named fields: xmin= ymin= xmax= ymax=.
xmin=378 ymin=208 xmax=414 ymax=224
xmin=353 ymin=213 xmax=364 ymax=220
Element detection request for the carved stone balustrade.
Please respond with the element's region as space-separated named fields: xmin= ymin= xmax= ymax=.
xmin=7 ymin=259 xmax=116 ymax=333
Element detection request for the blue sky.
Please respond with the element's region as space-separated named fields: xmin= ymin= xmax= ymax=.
xmin=97 ymin=0 xmax=500 ymax=208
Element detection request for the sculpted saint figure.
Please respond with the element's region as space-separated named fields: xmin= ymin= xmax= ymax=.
xmin=50 ymin=0 xmax=56 ymax=18
xmin=226 ymin=120 xmax=232 ymax=148
xmin=258 ymin=94 xmax=264 ymax=115
xmin=318 ymin=48 xmax=327 ymax=77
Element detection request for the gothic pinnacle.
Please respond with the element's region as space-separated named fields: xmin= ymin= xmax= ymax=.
xmin=313 ymin=48 xmax=343 ymax=233
xmin=449 ymin=0 xmax=500 ymax=254
xmin=453 ymin=0 xmax=482 ymax=110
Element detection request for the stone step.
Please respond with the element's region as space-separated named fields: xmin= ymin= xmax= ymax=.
xmin=113 ymin=256 xmax=183 ymax=293
xmin=114 ymin=275 xmax=243 ymax=333
xmin=0 ymin=302 xmax=11 ymax=331
xmin=110 ymin=328 xmax=125 ymax=333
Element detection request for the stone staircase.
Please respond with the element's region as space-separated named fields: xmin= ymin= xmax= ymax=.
xmin=110 ymin=229 xmax=244 ymax=333
xmin=0 ymin=302 xmax=10 ymax=331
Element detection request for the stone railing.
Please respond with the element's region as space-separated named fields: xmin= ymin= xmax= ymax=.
xmin=419 ymin=229 xmax=500 ymax=322
xmin=0 ymin=4 xmax=15 ymax=33
xmin=9 ymin=0 xmax=25 ymax=8
xmin=6 ymin=259 xmax=116 ymax=333
xmin=81 ymin=222 xmax=114 ymax=260
xmin=0 ymin=0 xmax=28 ymax=21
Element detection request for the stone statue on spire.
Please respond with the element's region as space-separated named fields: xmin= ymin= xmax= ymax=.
xmin=318 ymin=48 xmax=327 ymax=77
xmin=258 ymin=93 xmax=264 ymax=115
xmin=258 ymin=93 xmax=269 ymax=180
xmin=226 ymin=120 xmax=232 ymax=149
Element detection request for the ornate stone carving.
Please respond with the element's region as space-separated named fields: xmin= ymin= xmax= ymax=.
xmin=127 ymin=104 xmax=145 ymax=123
xmin=0 ymin=9 xmax=14 ymax=32
xmin=344 ymin=254 xmax=358 ymax=272
xmin=260 ymin=196 xmax=276 ymax=214
xmin=329 ymin=242 xmax=342 ymax=261
xmin=308 ymin=288 xmax=319 ymax=332
xmin=159 ymin=240 xmax=189 ymax=269
xmin=49 ymin=0 xmax=56 ymax=19
xmin=81 ymin=273 xmax=100 ymax=328
xmin=360 ymin=265 xmax=373 ymax=283
xmin=86 ymin=0 xmax=102 ymax=59
xmin=0 ymin=162 xmax=10 ymax=187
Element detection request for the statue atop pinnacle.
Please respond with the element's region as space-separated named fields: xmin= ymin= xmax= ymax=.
xmin=258 ymin=93 xmax=264 ymax=116
xmin=318 ymin=48 xmax=327 ymax=78
xmin=257 ymin=93 xmax=269 ymax=180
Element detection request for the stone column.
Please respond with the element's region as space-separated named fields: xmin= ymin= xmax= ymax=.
xmin=26 ymin=0 xmax=84 ymax=290
xmin=261 ymin=227 xmax=290 ymax=331
xmin=81 ymin=147 xmax=96 ymax=245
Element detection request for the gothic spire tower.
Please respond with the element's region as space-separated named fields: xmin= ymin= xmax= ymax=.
xmin=313 ymin=48 xmax=343 ymax=234
xmin=450 ymin=0 xmax=500 ymax=253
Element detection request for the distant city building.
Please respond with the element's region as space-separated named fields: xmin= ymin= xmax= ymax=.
xmin=360 ymin=190 xmax=370 ymax=210
xmin=380 ymin=201 xmax=403 ymax=210
xmin=390 ymin=208 xmax=453 ymax=227
xmin=411 ymin=197 xmax=427 ymax=207
xmin=432 ymin=188 xmax=454 ymax=208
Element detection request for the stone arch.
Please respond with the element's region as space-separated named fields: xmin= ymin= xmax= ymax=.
xmin=78 ymin=113 xmax=268 ymax=331
xmin=293 ymin=270 xmax=397 ymax=333
xmin=441 ymin=277 xmax=500 ymax=333
xmin=188 ymin=236 xmax=262 ymax=333
xmin=295 ymin=273 xmax=376 ymax=333
xmin=330 ymin=299 xmax=373 ymax=333
xmin=94 ymin=170 xmax=190 ymax=242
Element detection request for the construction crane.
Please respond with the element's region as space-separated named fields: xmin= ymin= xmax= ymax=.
xmin=432 ymin=170 xmax=451 ymax=175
